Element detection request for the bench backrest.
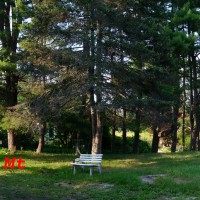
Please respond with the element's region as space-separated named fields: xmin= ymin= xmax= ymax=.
xmin=79 ymin=154 xmax=103 ymax=164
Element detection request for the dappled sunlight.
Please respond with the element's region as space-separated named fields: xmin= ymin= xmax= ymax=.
xmin=103 ymin=159 xmax=158 ymax=168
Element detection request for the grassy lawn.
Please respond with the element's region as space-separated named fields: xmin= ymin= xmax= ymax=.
xmin=0 ymin=151 xmax=200 ymax=200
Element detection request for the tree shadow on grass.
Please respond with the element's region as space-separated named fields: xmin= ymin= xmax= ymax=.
xmin=0 ymin=165 xmax=92 ymax=200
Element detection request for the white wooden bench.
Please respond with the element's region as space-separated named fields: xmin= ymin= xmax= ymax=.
xmin=71 ymin=154 xmax=103 ymax=176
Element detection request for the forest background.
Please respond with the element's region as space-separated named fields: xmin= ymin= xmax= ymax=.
xmin=0 ymin=0 xmax=200 ymax=155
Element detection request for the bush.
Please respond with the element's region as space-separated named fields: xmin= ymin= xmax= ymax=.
xmin=127 ymin=137 xmax=151 ymax=153
xmin=138 ymin=139 xmax=151 ymax=153
xmin=104 ymin=135 xmax=151 ymax=154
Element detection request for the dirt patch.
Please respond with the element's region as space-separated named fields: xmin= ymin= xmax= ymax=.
xmin=158 ymin=197 xmax=198 ymax=200
xmin=140 ymin=174 xmax=166 ymax=184
xmin=87 ymin=183 xmax=114 ymax=191
xmin=54 ymin=182 xmax=114 ymax=191
xmin=174 ymin=178 xmax=190 ymax=185
xmin=54 ymin=181 xmax=75 ymax=188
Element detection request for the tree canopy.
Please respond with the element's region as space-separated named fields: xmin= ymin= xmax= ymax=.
xmin=0 ymin=0 xmax=200 ymax=154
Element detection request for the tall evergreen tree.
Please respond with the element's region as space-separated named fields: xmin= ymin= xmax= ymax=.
xmin=0 ymin=0 xmax=27 ymax=150
xmin=172 ymin=0 xmax=200 ymax=151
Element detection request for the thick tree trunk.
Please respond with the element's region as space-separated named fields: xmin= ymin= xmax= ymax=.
xmin=7 ymin=129 xmax=16 ymax=151
xmin=91 ymin=109 xmax=103 ymax=154
xmin=89 ymin=5 xmax=98 ymax=153
xmin=91 ymin=19 xmax=103 ymax=154
xmin=6 ymin=74 xmax=18 ymax=150
xmin=36 ymin=123 xmax=46 ymax=153
xmin=83 ymin=10 xmax=93 ymax=154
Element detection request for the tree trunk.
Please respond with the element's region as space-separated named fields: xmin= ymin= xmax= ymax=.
xmin=151 ymin=127 xmax=159 ymax=153
xmin=122 ymin=108 xmax=127 ymax=153
xmin=171 ymin=105 xmax=179 ymax=152
xmin=189 ymin=58 xmax=195 ymax=151
xmin=111 ymin=109 xmax=116 ymax=153
xmin=88 ymin=135 xmax=92 ymax=154
xmin=133 ymin=108 xmax=140 ymax=153
xmin=91 ymin=19 xmax=103 ymax=154
xmin=89 ymin=5 xmax=97 ymax=153
xmin=91 ymin=109 xmax=103 ymax=154
xmin=36 ymin=123 xmax=46 ymax=153
xmin=6 ymin=74 xmax=18 ymax=150
xmin=110 ymin=40 xmax=116 ymax=154
xmin=187 ymin=24 xmax=196 ymax=151
xmin=182 ymin=60 xmax=186 ymax=151
xmin=83 ymin=9 xmax=93 ymax=154
xmin=192 ymin=52 xmax=200 ymax=151
xmin=75 ymin=132 xmax=81 ymax=155
xmin=196 ymin=109 xmax=200 ymax=151
xmin=182 ymin=95 xmax=186 ymax=151
xmin=7 ymin=129 xmax=16 ymax=152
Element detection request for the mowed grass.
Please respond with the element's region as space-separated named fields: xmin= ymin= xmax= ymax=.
xmin=0 ymin=151 xmax=200 ymax=200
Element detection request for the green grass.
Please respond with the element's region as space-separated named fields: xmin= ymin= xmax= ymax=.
xmin=0 ymin=151 xmax=200 ymax=199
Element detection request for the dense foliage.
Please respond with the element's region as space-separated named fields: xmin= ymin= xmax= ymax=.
xmin=0 ymin=0 xmax=200 ymax=154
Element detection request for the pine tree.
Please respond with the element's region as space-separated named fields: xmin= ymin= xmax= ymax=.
xmin=172 ymin=0 xmax=200 ymax=151
xmin=0 ymin=0 xmax=27 ymax=150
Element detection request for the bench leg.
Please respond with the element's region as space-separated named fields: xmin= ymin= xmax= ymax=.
xmin=90 ymin=167 xmax=93 ymax=176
